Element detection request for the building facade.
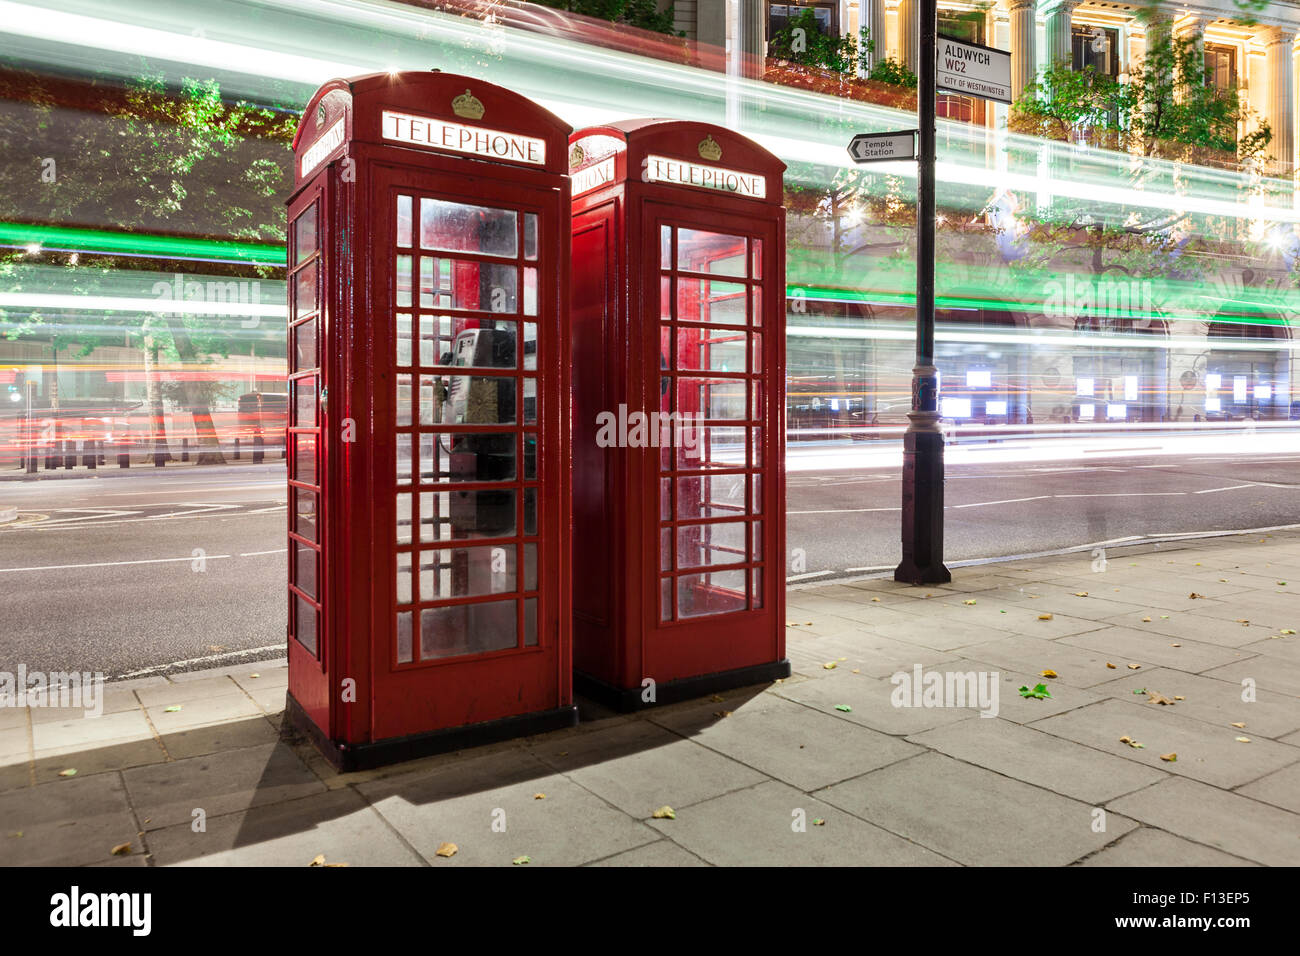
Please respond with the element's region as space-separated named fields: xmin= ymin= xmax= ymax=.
xmin=668 ymin=0 xmax=1299 ymax=176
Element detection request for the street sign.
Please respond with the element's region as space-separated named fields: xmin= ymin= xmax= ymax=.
xmin=936 ymin=34 xmax=1012 ymax=105
xmin=847 ymin=130 xmax=918 ymax=164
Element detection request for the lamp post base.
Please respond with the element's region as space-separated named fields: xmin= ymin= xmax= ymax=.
xmin=895 ymin=406 xmax=951 ymax=585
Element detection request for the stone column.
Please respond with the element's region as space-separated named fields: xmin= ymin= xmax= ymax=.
xmin=1009 ymin=0 xmax=1036 ymax=98
xmin=1262 ymin=26 xmax=1296 ymax=174
xmin=897 ymin=0 xmax=919 ymax=75
xmin=1042 ymin=0 xmax=1078 ymax=71
xmin=866 ymin=0 xmax=889 ymax=70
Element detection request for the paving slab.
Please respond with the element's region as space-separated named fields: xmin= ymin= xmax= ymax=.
xmin=1233 ymin=760 xmax=1300 ymax=814
xmin=123 ymin=741 xmax=325 ymax=830
xmin=1095 ymin=613 xmax=1271 ymax=648
xmin=953 ymin=635 xmax=1149 ymax=688
xmin=1237 ymin=635 xmax=1300 ymax=664
xmin=358 ymin=748 xmax=658 ymax=866
xmin=158 ymin=715 xmax=281 ymax=760
xmin=1107 ymin=777 xmax=1300 ymax=866
xmin=586 ymin=839 xmax=710 ymax=867
xmin=646 ymin=779 xmax=954 ymax=866
xmin=953 ymin=665 xmax=1106 ymax=724
xmin=1029 ymin=699 xmax=1299 ymax=789
xmin=32 ymin=738 xmax=166 ymax=784
xmin=147 ymin=788 xmax=423 ymax=867
xmin=815 ymin=752 xmax=1134 ymax=866
xmin=1201 ymin=657 xmax=1300 ymax=698
xmin=648 ymin=693 xmax=921 ymax=791
xmin=529 ymin=719 xmax=765 ymax=817
xmin=1088 ymin=667 xmax=1300 ymax=739
xmin=907 ymin=716 xmax=1165 ymax=803
xmin=31 ymin=709 xmax=154 ymax=752
xmin=1077 ymin=827 xmax=1258 ymax=867
xmin=143 ymin=693 xmax=263 ymax=732
xmin=1056 ymin=627 xmax=1253 ymax=673
xmin=135 ymin=676 xmax=245 ymax=707
xmin=772 ymin=670 xmax=984 ymax=735
xmin=0 ymin=772 xmax=139 ymax=866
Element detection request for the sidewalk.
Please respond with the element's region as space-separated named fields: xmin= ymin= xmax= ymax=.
xmin=2 ymin=530 xmax=1298 ymax=866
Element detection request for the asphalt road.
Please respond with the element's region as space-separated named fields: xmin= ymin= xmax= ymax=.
xmin=2 ymin=436 xmax=1298 ymax=677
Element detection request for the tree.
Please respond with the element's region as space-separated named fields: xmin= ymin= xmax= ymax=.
xmin=530 ymin=0 xmax=679 ymax=36
xmin=0 ymin=66 xmax=295 ymax=463
xmin=1009 ymin=6 xmax=1271 ymax=170
xmin=768 ymin=13 xmax=915 ymax=88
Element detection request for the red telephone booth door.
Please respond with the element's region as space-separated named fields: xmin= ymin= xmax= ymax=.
xmin=647 ymin=208 xmax=781 ymax=682
xmin=286 ymin=180 xmax=329 ymax=736
xmin=368 ymin=164 xmax=568 ymax=741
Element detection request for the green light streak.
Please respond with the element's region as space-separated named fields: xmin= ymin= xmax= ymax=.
xmin=0 ymin=222 xmax=285 ymax=266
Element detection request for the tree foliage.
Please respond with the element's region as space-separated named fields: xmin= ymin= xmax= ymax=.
xmin=1009 ymin=11 xmax=1271 ymax=169
xmin=531 ymin=0 xmax=679 ymax=36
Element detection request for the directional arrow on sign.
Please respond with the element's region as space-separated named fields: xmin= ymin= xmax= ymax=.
xmin=847 ymin=130 xmax=919 ymax=164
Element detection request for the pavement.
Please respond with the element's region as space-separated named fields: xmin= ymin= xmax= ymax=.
xmin=2 ymin=529 xmax=1298 ymax=867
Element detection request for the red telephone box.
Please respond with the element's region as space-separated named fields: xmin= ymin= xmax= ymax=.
xmin=569 ymin=120 xmax=789 ymax=709
xmin=285 ymin=71 xmax=576 ymax=769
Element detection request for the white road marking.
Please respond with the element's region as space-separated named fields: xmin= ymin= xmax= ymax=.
xmin=240 ymin=548 xmax=287 ymax=556
xmin=788 ymin=507 xmax=900 ymax=514
xmin=1193 ymin=484 xmax=1256 ymax=494
xmin=0 ymin=554 xmax=232 ymax=573
xmin=787 ymin=570 xmax=834 ymax=581
xmin=953 ymin=495 xmax=1051 ymax=509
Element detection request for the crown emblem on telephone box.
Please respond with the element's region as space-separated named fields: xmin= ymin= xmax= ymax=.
xmin=452 ymin=89 xmax=485 ymax=120
xmin=697 ymin=135 xmax=722 ymax=161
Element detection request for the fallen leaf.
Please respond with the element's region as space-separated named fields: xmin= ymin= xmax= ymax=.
xmin=1106 ymin=662 xmax=1117 ymax=669
xmin=1189 ymin=592 xmax=1205 ymax=599
xmin=110 ymin=842 xmax=131 ymax=856
xmin=1074 ymin=591 xmax=1089 ymax=597
xmin=1170 ymin=643 xmax=1181 ymax=647
xmin=163 ymin=705 xmax=182 ymax=713
xmin=57 ymin=769 xmax=76 ymax=777
xmin=1141 ymin=617 xmax=1152 ymax=623
xmin=1018 ymin=684 xmax=1052 ymax=700
xmin=435 ymin=842 xmax=458 ymax=858
xmin=1230 ymin=722 xmax=1246 ymax=729
xmin=249 ymin=673 xmax=260 ymax=679
xmin=709 ymin=695 xmax=725 ymax=702
xmin=963 ymin=599 xmax=977 ymax=605
xmin=834 ymin=704 xmax=852 ymax=712
xmin=823 ymin=662 xmax=837 ymax=670
xmin=1119 ymin=735 xmax=1133 ymax=744
xmin=812 ymin=818 xmax=826 ymax=826
xmin=1278 ymin=582 xmax=1287 ymax=586
xmin=1128 ymin=663 xmax=1142 ymax=670
xmin=651 ymin=806 xmax=676 ymax=820
xmin=1235 ymin=619 xmax=1249 ymax=624
xmin=1282 ymin=629 xmax=1296 ymax=635
xmin=309 ymin=854 xmax=326 ymax=866
xmin=1160 ymin=615 xmax=1170 ymax=620
xmin=1160 ymin=752 xmax=1177 ymax=762
xmin=1040 ymin=669 xmax=1058 ymax=679
xmin=713 ymin=710 xmax=732 ymax=718
xmin=1173 ymin=696 xmax=1184 ymax=701
xmin=850 ymin=668 xmax=860 ymax=674
xmin=512 ymin=855 xmax=531 ymax=865
xmin=1235 ymin=736 xmax=1251 ymax=743
xmin=533 ymin=793 xmax=546 ymax=800
xmin=1037 ymin=613 xmax=1054 ymax=621
xmin=1147 ymin=692 xmax=1176 ymax=706
xmin=870 ymin=597 xmax=881 ymax=602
